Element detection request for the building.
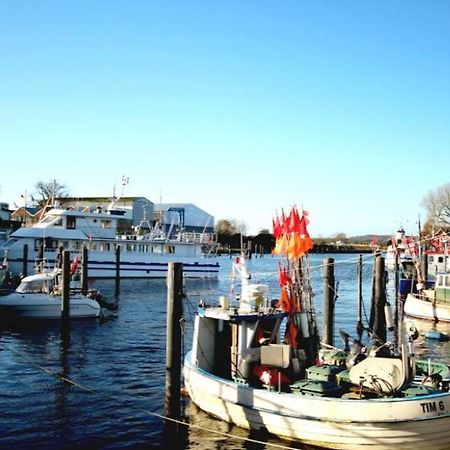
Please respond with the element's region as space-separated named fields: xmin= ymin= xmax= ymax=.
xmin=154 ymin=203 xmax=214 ymax=233
xmin=0 ymin=203 xmax=21 ymax=243
xmin=10 ymin=206 xmax=41 ymax=225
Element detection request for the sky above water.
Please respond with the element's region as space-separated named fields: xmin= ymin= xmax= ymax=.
xmin=1 ymin=1 xmax=449 ymax=237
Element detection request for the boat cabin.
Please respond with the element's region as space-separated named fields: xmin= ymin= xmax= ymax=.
xmin=16 ymin=273 xmax=56 ymax=294
xmin=434 ymin=273 xmax=450 ymax=303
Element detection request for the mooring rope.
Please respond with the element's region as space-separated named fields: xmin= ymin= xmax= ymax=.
xmin=1 ymin=342 xmax=298 ymax=450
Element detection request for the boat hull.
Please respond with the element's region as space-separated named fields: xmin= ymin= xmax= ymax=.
xmin=5 ymin=250 xmax=220 ymax=279
xmin=0 ymin=293 xmax=100 ymax=319
xmin=184 ymin=352 xmax=450 ymax=450
xmin=404 ymin=294 xmax=450 ymax=323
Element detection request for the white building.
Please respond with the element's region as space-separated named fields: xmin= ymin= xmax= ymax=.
xmin=154 ymin=203 xmax=214 ymax=233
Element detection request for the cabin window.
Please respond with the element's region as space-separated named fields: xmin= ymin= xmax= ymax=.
xmin=126 ymin=244 xmax=136 ymax=252
xmin=2 ymin=238 xmax=18 ymax=248
xmin=445 ymin=277 xmax=450 ymax=287
xmin=438 ymin=256 xmax=444 ymax=263
xmin=165 ymin=245 xmax=175 ymax=254
xmin=67 ymin=216 xmax=76 ymax=229
xmin=101 ymin=220 xmax=112 ymax=229
xmin=54 ymin=218 xmax=63 ymax=227
xmin=152 ymin=245 xmax=162 ymax=254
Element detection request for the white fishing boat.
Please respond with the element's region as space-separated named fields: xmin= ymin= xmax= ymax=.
xmin=184 ymin=208 xmax=450 ymax=450
xmin=0 ymin=207 xmax=220 ymax=279
xmin=404 ymin=272 xmax=450 ymax=323
xmin=0 ymin=270 xmax=101 ymax=319
xmin=385 ymin=228 xmax=414 ymax=271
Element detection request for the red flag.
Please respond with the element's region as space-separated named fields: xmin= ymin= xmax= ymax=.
xmin=272 ymin=216 xmax=282 ymax=238
xmin=287 ymin=206 xmax=301 ymax=233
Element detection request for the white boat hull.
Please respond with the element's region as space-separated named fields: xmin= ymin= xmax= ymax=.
xmin=5 ymin=249 xmax=220 ymax=279
xmin=184 ymin=352 xmax=450 ymax=450
xmin=0 ymin=292 xmax=100 ymax=319
xmin=404 ymin=293 xmax=450 ymax=323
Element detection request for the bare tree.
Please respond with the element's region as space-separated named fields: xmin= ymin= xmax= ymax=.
xmin=215 ymin=219 xmax=237 ymax=235
xmin=422 ymin=182 xmax=450 ymax=227
xmin=34 ymin=180 xmax=69 ymax=207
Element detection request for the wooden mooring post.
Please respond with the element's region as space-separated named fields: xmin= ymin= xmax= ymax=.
xmin=356 ymin=254 xmax=364 ymax=340
xmin=115 ymin=245 xmax=120 ymax=296
xmin=164 ymin=262 xmax=184 ymax=420
xmin=22 ymin=244 xmax=28 ymax=278
xmin=322 ymin=257 xmax=335 ymax=347
xmin=81 ymin=246 xmax=88 ymax=295
xmin=372 ymin=255 xmax=387 ymax=343
xmin=61 ymin=250 xmax=71 ymax=319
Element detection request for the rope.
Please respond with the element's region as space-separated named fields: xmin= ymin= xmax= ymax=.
xmin=1 ymin=342 xmax=297 ymax=450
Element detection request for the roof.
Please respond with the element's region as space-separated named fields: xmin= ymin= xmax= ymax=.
xmin=59 ymin=196 xmax=153 ymax=204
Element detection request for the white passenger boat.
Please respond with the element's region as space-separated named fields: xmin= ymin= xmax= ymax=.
xmin=0 ymin=207 xmax=220 ymax=279
xmin=184 ymin=208 xmax=450 ymax=450
xmin=0 ymin=270 xmax=101 ymax=319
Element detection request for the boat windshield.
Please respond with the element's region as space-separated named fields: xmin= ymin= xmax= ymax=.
xmin=16 ymin=278 xmax=53 ymax=294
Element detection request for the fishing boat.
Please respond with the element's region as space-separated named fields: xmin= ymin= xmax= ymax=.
xmin=385 ymin=228 xmax=414 ymax=271
xmin=0 ymin=269 xmax=102 ymax=319
xmin=184 ymin=207 xmax=450 ymax=450
xmin=0 ymin=206 xmax=220 ymax=279
xmin=404 ymin=272 xmax=450 ymax=323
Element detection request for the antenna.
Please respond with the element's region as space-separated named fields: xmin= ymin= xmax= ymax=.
xmin=121 ymin=175 xmax=129 ymax=197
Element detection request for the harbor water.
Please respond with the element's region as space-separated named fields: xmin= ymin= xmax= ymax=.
xmin=1 ymin=254 xmax=450 ymax=449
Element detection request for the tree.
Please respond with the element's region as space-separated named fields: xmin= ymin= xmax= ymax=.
xmin=215 ymin=219 xmax=237 ymax=235
xmin=34 ymin=180 xmax=69 ymax=207
xmin=231 ymin=219 xmax=247 ymax=236
xmin=422 ymin=183 xmax=450 ymax=227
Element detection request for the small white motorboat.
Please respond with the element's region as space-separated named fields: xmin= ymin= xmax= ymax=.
xmin=0 ymin=270 xmax=101 ymax=319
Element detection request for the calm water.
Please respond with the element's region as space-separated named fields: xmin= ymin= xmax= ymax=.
xmin=1 ymin=254 xmax=450 ymax=450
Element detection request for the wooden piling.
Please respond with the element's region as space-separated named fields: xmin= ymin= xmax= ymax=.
xmin=81 ymin=246 xmax=88 ymax=295
xmin=22 ymin=244 xmax=28 ymax=278
xmin=356 ymin=254 xmax=364 ymax=340
xmin=61 ymin=250 xmax=71 ymax=319
xmin=420 ymin=243 xmax=428 ymax=287
xmin=115 ymin=245 xmax=120 ymax=296
xmin=322 ymin=257 xmax=335 ymax=347
xmin=372 ymin=255 xmax=387 ymax=343
xmin=164 ymin=262 xmax=184 ymax=420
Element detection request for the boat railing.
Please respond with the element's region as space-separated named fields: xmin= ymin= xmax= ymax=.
xmin=119 ymin=231 xmax=217 ymax=244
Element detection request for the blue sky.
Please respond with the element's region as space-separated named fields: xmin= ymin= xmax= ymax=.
xmin=1 ymin=1 xmax=449 ymax=236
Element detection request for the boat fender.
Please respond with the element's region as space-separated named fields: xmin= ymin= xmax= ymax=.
xmin=384 ymin=302 xmax=394 ymax=331
xmin=425 ymin=330 xmax=448 ymax=341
